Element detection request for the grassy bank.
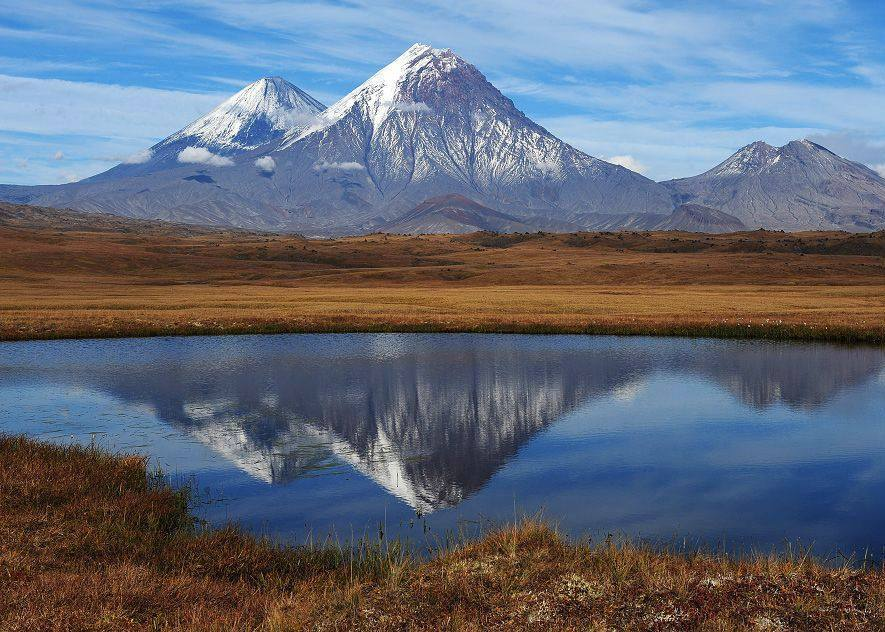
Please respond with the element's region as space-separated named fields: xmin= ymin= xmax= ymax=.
xmin=2 ymin=282 xmax=883 ymax=345
xmin=2 ymin=435 xmax=885 ymax=630
xmin=2 ymin=315 xmax=882 ymax=345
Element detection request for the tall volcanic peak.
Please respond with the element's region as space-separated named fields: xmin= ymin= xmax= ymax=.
xmin=268 ymin=43 xmax=674 ymax=225
xmin=664 ymin=139 xmax=885 ymax=232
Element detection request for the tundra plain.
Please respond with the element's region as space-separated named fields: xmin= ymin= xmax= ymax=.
xmin=1 ymin=204 xmax=883 ymax=343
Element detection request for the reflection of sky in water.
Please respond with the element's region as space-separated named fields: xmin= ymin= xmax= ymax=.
xmin=1 ymin=334 xmax=884 ymax=556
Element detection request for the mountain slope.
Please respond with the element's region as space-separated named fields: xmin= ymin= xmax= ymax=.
xmin=381 ymin=194 xmax=546 ymax=234
xmin=382 ymin=197 xmax=746 ymax=235
xmin=658 ymin=204 xmax=746 ymax=233
xmin=664 ymin=140 xmax=885 ymax=231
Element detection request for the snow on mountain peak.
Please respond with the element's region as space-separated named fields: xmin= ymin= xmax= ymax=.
xmin=709 ymin=138 xmax=856 ymax=178
xmin=283 ymin=43 xmax=485 ymax=145
xmin=163 ymin=76 xmax=325 ymax=152
xmin=710 ymin=140 xmax=783 ymax=176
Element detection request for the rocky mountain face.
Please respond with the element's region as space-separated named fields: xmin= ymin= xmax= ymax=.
xmin=664 ymin=140 xmax=885 ymax=231
xmin=658 ymin=204 xmax=746 ymax=233
xmin=570 ymin=204 xmax=746 ymax=233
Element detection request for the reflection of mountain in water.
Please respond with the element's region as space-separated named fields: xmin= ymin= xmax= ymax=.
xmin=89 ymin=342 xmax=653 ymax=511
xmin=7 ymin=336 xmax=882 ymax=512
xmin=683 ymin=343 xmax=882 ymax=411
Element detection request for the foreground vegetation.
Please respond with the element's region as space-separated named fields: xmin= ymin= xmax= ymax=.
xmin=3 ymin=434 xmax=885 ymax=630
xmin=1 ymin=204 xmax=883 ymax=344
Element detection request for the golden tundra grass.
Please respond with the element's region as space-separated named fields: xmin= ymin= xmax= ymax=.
xmin=0 ymin=214 xmax=883 ymax=343
xmin=3 ymin=434 xmax=885 ymax=631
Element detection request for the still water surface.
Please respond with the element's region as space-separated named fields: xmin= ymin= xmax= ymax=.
xmin=2 ymin=334 xmax=884 ymax=556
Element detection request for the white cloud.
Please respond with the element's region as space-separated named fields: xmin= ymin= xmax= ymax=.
xmin=313 ymin=160 xmax=365 ymax=172
xmin=874 ymin=164 xmax=885 ymax=178
xmin=53 ymin=150 xmax=64 ymax=161
xmin=254 ymin=155 xmax=276 ymax=173
xmin=122 ymin=148 xmax=153 ymax=164
xmin=604 ymin=154 xmax=648 ymax=174
xmin=177 ymin=146 xmax=234 ymax=167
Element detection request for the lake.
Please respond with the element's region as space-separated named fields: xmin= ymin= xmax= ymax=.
xmin=2 ymin=333 xmax=884 ymax=557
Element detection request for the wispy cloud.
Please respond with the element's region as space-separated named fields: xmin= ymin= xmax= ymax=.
xmin=0 ymin=74 xmax=223 ymax=139
xmin=1 ymin=1 xmax=884 ymax=183
xmin=387 ymin=101 xmax=432 ymax=114
xmin=313 ymin=160 xmax=365 ymax=172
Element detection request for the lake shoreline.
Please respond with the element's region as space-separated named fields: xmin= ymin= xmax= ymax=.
xmin=3 ymin=433 xmax=885 ymax=630
xmin=2 ymin=318 xmax=883 ymax=345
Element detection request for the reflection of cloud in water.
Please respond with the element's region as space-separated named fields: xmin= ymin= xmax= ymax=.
xmin=1 ymin=335 xmax=882 ymax=512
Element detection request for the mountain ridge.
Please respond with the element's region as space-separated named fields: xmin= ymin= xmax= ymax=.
xmin=664 ymin=139 xmax=885 ymax=231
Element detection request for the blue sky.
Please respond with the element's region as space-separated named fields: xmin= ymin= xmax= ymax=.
xmin=1 ymin=0 xmax=883 ymax=185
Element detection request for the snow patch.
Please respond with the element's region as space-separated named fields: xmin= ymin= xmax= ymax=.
xmin=177 ymin=146 xmax=234 ymax=167
xmin=472 ymin=110 xmax=493 ymax=126
xmin=535 ymin=158 xmax=558 ymax=176
xmin=386 ymin=101 xmax=432 ymax=114
xmin=254 ymin=156 xmax=276 ymax=174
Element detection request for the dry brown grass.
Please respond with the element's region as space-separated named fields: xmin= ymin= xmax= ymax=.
xmin=3 ymin=434 xmax=885 ymax=631
xmin=1 ymin=207 xmax=884 ymax=343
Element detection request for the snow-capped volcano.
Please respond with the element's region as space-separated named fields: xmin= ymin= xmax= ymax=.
xmin=170 ymin=76 xmax=325 ymax=153
xmin=84 ymin=77 xmax=325 ymax=181
xmin=264 ymin=43 xmax=673 ymax=225
xmin=665 ymin=139 xmax=885 ymax=231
